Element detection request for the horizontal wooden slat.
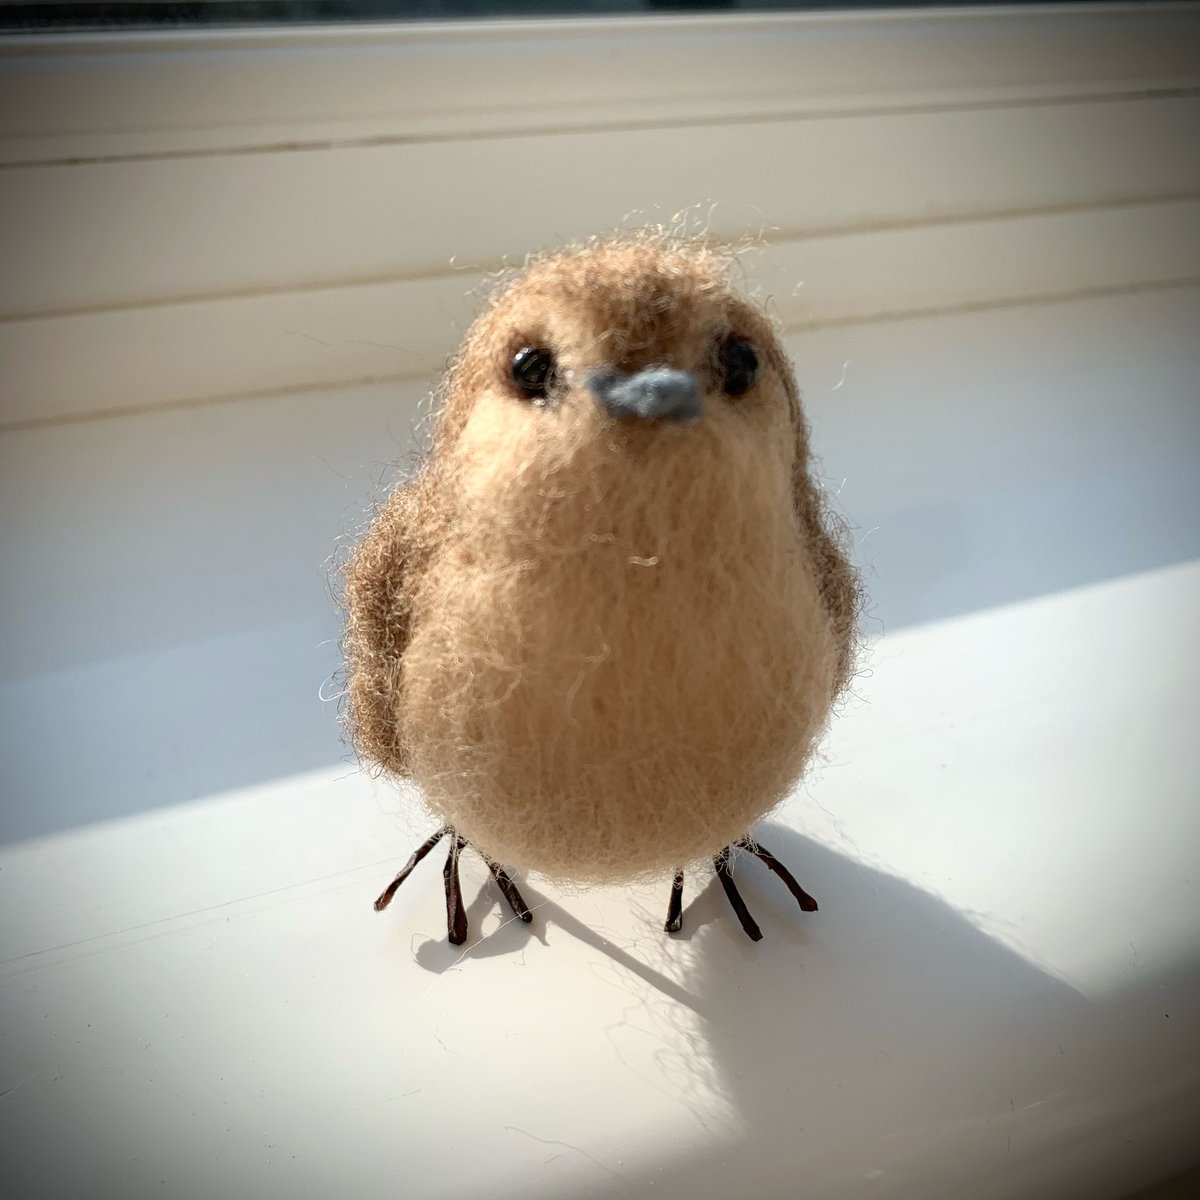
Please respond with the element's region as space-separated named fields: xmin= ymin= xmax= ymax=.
xmin=4 ymin=198 xmax=1199 ymax=427
xmin=2 ymin=8 xmax=1199 ymax=165
xmin=769 ymin=197 xmax=1200 ymax=327
xmin=3 ymin=94 xmax=1200 ymax=323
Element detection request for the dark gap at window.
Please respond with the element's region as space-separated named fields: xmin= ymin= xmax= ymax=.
xmin=0 ymin=0 xmax=1116 ymax=37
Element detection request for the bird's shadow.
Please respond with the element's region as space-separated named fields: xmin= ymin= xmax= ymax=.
xmin=413 ymin=821 xmax=1200 ymax=1200
xmin=413 ymin=871 xmax=708 ymax=1008
xmin=645 ymin=822 xmax=1200 ymax=1198
xmin=413 ymin=877 xmax=548 ymax=972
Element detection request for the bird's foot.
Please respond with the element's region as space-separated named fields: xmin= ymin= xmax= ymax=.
xmin=665 ymin=837 xmax=818 ymax=942
xmin=373 ymin=826 xmax=533 ymax=945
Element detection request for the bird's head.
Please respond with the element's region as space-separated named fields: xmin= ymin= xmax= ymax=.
xmin=429 ymin=235 xmax=807 ymax=518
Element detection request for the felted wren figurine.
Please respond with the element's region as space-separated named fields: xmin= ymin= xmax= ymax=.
xmin=343 ymin=233 xmax=859 ymax=945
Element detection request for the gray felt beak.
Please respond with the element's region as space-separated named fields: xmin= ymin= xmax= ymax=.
xmin=586 ymin=367 xmax=703 ymax=425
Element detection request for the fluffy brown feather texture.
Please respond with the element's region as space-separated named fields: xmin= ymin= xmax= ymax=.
xmin=343 ymin=232 xmax=859 ymax=885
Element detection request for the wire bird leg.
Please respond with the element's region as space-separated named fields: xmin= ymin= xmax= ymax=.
xmin=374 ymin=825 xmax=533 ymax=945
xmin=664 ymin=836 xmax=819 ymax=941
xmin=443 ymin=834 xmax=468 ymax=945
xmin=664 ymin=870 xmax=685 ymax=933
xmin=715 ymin=850 xmax=762 ymax=941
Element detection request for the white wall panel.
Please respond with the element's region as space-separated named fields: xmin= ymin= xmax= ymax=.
xmin=4 ymin=96 xmax=1200 ymax=324
xmin=5 ymin=198 xmax=1200 ymax=427
xmin=2 ymin=7 xmax=1197 ymax=163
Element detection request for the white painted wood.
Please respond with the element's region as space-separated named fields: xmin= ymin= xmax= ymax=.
xmin=2 ymin=6 xmax=1198 ymax=165
xmin=3 ymin=5 xmax=1198 ymax=426
xmin=2 ymin=289 xmax=1198 ymax=1200
xmin=4 ymin=95 xmax=1200 ymax=323
xmin=5 ymin=198 xmax=1200 ymax=427
xmin=3 ymin=9 xmax=1199 ymax=1184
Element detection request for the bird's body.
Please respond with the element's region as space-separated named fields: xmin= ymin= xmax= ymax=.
xmin=344 ymin=234 xmax=858 ymax=934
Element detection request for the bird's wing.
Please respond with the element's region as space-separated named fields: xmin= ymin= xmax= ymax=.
xmin=791 ymin=417 xmax=861 ymax=695
xmin=343 ymin=478 xmax=428 ymax=778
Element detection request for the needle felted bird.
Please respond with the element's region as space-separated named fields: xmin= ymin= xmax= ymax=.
xmin=343 ymin=231 xmax=859 ymax=945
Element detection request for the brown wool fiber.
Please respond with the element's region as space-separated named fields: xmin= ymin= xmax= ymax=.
xmin=343 ymin=232 xmax=859 ymax=886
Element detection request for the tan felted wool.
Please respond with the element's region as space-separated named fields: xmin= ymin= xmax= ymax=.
xmin=343 ymin=232 xmax=859 ymax=886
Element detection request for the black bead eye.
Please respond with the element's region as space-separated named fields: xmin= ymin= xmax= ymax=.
xmin=511 ymin=346 xmax=558 ymax=402
xmin=719 ymin=335 xmax=758 ymax=398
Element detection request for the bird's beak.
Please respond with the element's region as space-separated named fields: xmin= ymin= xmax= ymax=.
xmin=586 ymin=367 xmax=702 ymax=425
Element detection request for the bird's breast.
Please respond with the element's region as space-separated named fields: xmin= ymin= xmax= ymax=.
xmin=398 ymin=430 xmax=839 ymax=884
